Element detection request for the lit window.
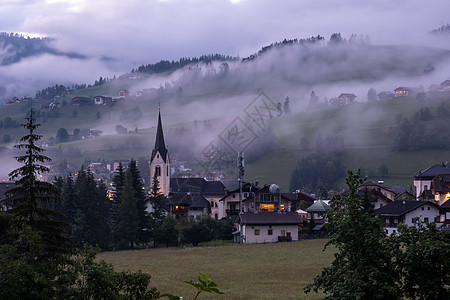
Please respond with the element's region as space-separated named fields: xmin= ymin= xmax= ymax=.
xmin=254 ymin=229 xmax=260 ymax=235
xmin=280 ymin=204 xmax=285 ymax=211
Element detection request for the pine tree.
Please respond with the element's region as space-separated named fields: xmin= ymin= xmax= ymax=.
xmin=114 ymin=170 xmax=140 ymax=249
xmin=127 ymin=159 xmax=150 ymax=244
xmin=5 ymin=109 xmax=70 ymax=260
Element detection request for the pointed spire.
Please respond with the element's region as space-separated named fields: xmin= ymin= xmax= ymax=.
xmin=151 ymin=109 xmax=168 ymax=163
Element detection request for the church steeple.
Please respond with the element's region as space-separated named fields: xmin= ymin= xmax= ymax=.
xmin=150 ymin=108 xmax=170 ymax=196
xmin=151 ymin=109 xmax=168 ymax=163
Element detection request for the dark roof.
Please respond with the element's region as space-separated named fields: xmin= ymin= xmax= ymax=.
xmin=375 ymin=200 xmax=437 ymax=217
xmin=169 ymin=193 xmax=209 ymax=209
xmin=360 ymin=182 xmax=395 ymax=194
xmin=239 ymin=212 xmax=302 ymax=225
xmin=414 ymin=164 xmax=450 ymax=180
xmin=151 ymin=110 xmax=168 ymax=163
xmin=170 ymin=178 xmax=226 ymax=196
xmin=432 ymin=174 xmax=450 ymax=193
xmin=394 ymin=191 xmax=416 ymax=201
xmin=440 ymin=200 xmax=450 ymax=209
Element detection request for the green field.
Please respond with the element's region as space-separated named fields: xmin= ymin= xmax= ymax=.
xmin=99 ymin=239 xmax=333 ymax=300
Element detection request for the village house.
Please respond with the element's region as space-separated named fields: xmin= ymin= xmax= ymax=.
xmin=359 ymin=181 xmax=397 ymax=201
xmin=375 ymin=200 xmax=440 ymax=236
xmin=71 ymin=96 xmax=91 ymax=106
xmin=439 ymin=200 xmax=450 ymax=228
xmin=338 ymin=93 xmax=357 ymax=104
xmin=440 ymin=79 xmax=450 ymax=91
xmin=429 ymin=174 xmax=450 ymax=205
xmin=93 ymin=95 xmax=112 ymax=105
xmin=377 ymin=91 xmax=395 ymax=101
xmin=305 ymin=200 xmax=331 ymax=226
xmin=238 ymin=212 xmax=302 ymax=243
xmin=413 ymin=164 xmax=450 ymax=199
xmin=167 ymin=193 xmax=210 ymax=218
xmin=118 ymin=89 xmax=129 ymax=98
xmin=393 ymin=86 xmax=423 ymax=97
xmin=169 ymin=177 xmax=226 ymax=219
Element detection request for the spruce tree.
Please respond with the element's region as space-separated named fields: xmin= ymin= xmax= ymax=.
xmin=5 ymin=109 xmax=69 ymax=259
xmin=127 ymin=159 xmax=150 ymax=244
xmin=114 ymin=169 xmax=140 ymax=249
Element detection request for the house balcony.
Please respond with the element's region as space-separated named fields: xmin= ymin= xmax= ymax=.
xmin=226 ymin=209 xmax=240 ymax=215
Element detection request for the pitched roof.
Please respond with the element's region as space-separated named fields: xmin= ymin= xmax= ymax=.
xmin=170 ymin=177 xmax=226 ymax=196
xmin=239 ymin=212 xmax=302 ymax=225
xmin=306 ymin=200 xmax=331 ymax=212
xmin=414 ymin=164 xmax=450 ymax=179
xmin=151 ymin=110 xmax=168 ymax=163
xmin=169 ymin=193 xmax=209 ymax=209
xmin=375 ymin=200 xmax=437 ymax=216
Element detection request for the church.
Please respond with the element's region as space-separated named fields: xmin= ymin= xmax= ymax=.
xmin=149 ymin=109 xmax=228 ymax=219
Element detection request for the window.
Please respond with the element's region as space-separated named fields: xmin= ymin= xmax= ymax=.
xmin=268 ymin=229 xmax=273 ymax=235
xmin=232 ymin=194 xmax=236 ymax=199
xmin=421 ymin=207 xmax=424 ymax=210
xmin=260 ymin=194 xmax=274 ymax=202
xmin=424 ymin=217 xmax=429 ymax=223
xmin=254 ymin=229 xmax=260 ymax=236
xmin=281 ymin=230 xmax=286 ymax=237
xmin=155 ymin=165 xmax=161 ymax=177
xmin=427 ymin=206 xmax=430 ymax=210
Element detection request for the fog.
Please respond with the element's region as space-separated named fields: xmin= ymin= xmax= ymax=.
xmin=1 ymin=0 xmax=450 ymax=183
xmin=1 ymin=0 xmax=450 ymax=99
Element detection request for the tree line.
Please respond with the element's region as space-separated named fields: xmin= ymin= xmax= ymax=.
xmin=393 ymin=102 xmax=450 ymax=151
xmin=133 ymin=54 xmax=238 ymax=74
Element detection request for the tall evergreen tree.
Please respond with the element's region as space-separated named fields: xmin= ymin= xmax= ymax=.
xmin=114 ymin=169 xmax=140 ymax=249
xmin=127 ymin=159 xmax=150 ymax=244
xmin=5 ymin=109 xmax=69 ymax=259
xmin=111 ymin=162 xmax=125 ymax=227
xmin=72 ymin=167 xmax=111 ymax=250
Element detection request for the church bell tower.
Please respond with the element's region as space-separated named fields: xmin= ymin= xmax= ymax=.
xmin=150 ymin=109 xmax=170 ymax=196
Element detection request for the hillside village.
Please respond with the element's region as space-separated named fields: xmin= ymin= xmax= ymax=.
xmin=1 ymin=108 xmax=449 ymax=245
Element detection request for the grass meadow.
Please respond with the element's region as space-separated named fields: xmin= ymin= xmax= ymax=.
xmin=99 ymin=239 xmax=333 ymax=300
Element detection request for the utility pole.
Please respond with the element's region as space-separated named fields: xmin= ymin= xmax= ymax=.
xmin=237 ymin=152 xmax=245 ymax=243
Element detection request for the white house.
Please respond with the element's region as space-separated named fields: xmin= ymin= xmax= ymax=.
xmin=375 ymin=200 xmax=440 ymax=236
xmin=238 ymin=212 xmax=302 ymax=244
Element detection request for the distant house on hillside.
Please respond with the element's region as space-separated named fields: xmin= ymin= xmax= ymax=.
xmin=118 ymin=89 xmax=129 ymax=98
xmin=93 ymin=95 xmax=112 ymax=105
xmin=71 ymin=96 xmax=91 ymax=106
xmin=377 ymin=91 xmax=395 ymax=101
xmin=394 ymin=86 xmax=423 ymax=97
xmin=440 ymin=80 xmax=450 ymax=91
xmin=338 ymin=93 xmax=357 ymax=104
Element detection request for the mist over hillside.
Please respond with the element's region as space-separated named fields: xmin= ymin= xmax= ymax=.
xmin=1 ymin=35 xmax=450 ymax=191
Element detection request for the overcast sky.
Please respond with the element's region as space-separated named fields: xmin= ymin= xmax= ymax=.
xmin=1 ymin=0 xmax=449 ymax=95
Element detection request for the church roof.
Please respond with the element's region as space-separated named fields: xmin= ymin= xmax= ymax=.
xmin=151 ymin=110 xmax=168 ymax=163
